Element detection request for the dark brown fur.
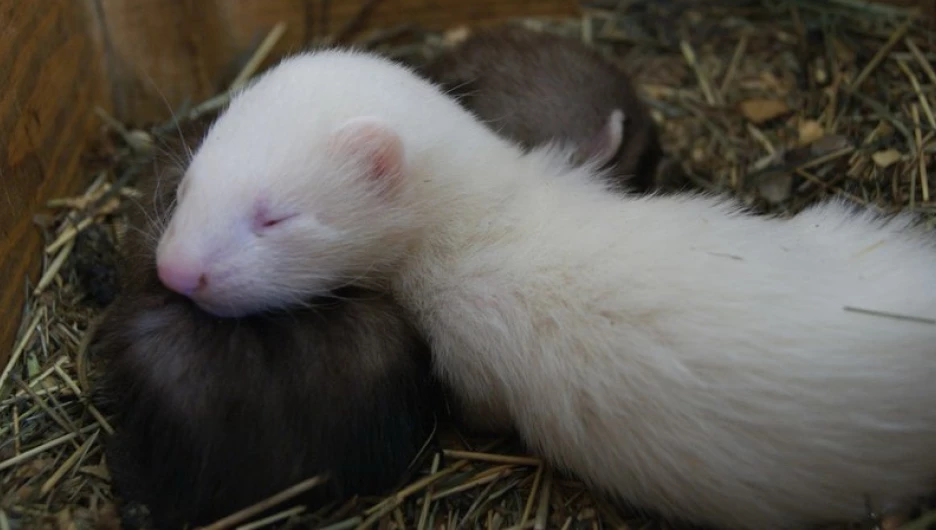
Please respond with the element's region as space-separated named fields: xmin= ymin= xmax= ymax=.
xmin=417 ymin=26 xmax=663 ymax=192
xmin=89 ymin=123 xmax=440 ymax=530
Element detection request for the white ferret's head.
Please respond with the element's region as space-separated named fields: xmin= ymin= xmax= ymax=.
xmin=154 ymin=51 xmax=434 ymax=318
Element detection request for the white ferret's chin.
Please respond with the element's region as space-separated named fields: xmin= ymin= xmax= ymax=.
xmin=190 ymin=297 xmax=257 ymax=319
xmin=187 ymin=286 xmax=274 ymax=319
xmin=190 ymin=279 xmax=339 ymax=318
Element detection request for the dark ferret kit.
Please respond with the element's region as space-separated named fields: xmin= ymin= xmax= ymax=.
xmin=418 ymin=25 xmax=664 ymax=192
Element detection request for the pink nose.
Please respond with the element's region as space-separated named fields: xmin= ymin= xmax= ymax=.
xmin=157 ymin=261 xmax=207 ymax=296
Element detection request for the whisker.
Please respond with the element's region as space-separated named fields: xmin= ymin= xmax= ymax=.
xmin=138 ymin=68 xmax=195 ymax=161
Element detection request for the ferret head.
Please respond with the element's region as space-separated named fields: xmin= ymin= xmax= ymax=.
xmin=154 ymin=52 xmax=432 ymax=317
xmin=156 ymin=115 xmax=415 ymax=317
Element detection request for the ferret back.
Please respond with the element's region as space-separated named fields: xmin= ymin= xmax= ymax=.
xmin=418 ymin=26 xmax=663 ymax=190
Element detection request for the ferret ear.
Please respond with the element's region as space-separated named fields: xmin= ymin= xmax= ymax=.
xmin=577 ymin=109 xmax=626 ymax=168
xmin=327 ymin=116 xmax=405 ymax=194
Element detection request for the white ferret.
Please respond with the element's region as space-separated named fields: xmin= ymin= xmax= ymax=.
xmin=154 ymin=49 xmax=936 ymax=530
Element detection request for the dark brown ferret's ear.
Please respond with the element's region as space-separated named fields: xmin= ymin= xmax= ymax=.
xmin=574 ymin=109 xmax=626 ymax=170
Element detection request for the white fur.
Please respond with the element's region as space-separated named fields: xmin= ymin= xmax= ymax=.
xmin=162 ymin=49 xmax=936 ymax=530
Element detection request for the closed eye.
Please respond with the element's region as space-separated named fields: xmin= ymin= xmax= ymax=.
xmin=253 ymin=210 xmax=298 ymax=233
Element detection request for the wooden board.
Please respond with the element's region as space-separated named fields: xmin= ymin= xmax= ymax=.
xmin=0 ymin=0 xmax=110 ymax=367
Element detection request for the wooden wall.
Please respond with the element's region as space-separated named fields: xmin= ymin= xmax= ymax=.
xmin=0 ymin=0 xmax=931 ymax=367
xmin=0 ymin=0 xmax=111 ymax=367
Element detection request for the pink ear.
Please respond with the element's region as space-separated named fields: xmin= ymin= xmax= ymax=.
xmin=578 ymin=109 xmax=626 ymax=168
xmin=328 ymin=117 xmax=405 ymax=194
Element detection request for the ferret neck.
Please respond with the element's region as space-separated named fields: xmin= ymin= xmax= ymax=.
xmin=410 ymin=133 xmax=532 ymax=217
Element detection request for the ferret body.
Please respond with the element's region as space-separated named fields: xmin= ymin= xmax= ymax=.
xmin=91 ymin=126 xmax=438 ymax=529
xmin=417 ymin=25 xmax=662 ymax=191
xmin=154 ymin=50 xmax=936 ymax=530
xmin=415 ymin=25 xmax=664 ymax=428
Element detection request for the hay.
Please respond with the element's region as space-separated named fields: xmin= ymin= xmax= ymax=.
xmin=2 ymin=0 xmax=935 ymax=528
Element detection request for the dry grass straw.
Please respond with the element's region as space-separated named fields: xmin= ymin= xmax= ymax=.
xmin=2 ymin=0 xmax=936 ymax=528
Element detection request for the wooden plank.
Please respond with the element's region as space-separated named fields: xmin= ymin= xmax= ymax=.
xmin=0 ymin=0 xmax=111 ymax=368
xmin=213 ymin=0 xmax=312 ymax=80
xmin=95 ymin=0 xmax=230 ymax=125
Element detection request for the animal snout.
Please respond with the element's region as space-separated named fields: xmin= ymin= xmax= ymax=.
xmin=157 ymin=261 xmax=208 ymax=297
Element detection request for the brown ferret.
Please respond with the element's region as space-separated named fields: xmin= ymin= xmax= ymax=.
xmin=89 ymin=123 xmax=440 ymax=530
xmin=417 ymin=25 xmax=663 ymax=192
